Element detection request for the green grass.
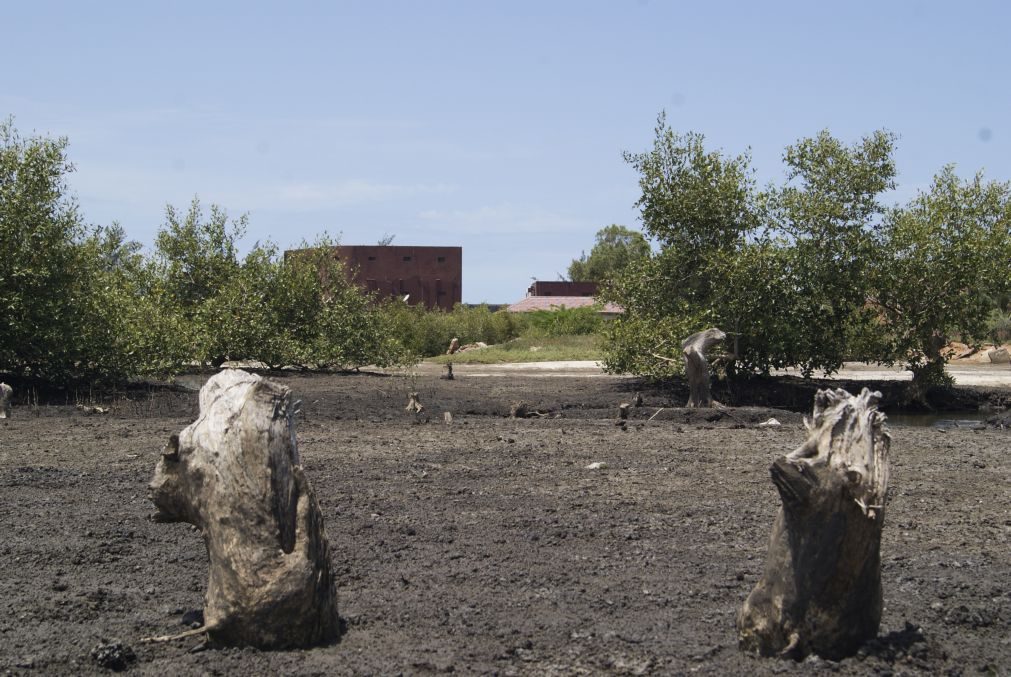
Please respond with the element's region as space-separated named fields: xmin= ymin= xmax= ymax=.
xmin=428 ymin=334 xmax=603 ymax=364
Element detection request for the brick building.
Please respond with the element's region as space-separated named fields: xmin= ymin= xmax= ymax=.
xmin=524 ymin=281 xmax=599 ymax=297
xmin=328 ymin=245 xmax=462 ymax=311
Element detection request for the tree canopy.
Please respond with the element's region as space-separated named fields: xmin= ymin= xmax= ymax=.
xmin=0 ymin=118 xmax=91 ymax=381
xmin=567 ymin=224 xmax=650 ymax=283
xmin=0 ymin=120 xmax=412 ymax=386
xmin=868 ymin=166 xmax=1011 ymax=388
xmin=603 ymin=113 xmax=1009 ymax=389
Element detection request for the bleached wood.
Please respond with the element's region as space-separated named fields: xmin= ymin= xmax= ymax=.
xmin=681 ymin=328 xmax=726 ymax=408
xmin=149 ymin=369 xmax=339 ymax=649
xmin=738 ymin=388 xmax=891 ymax=660
xmin=406 ymin=392 xmax=424 ymax=413
xmin=0 ymin=382 xmax=11 ymax=418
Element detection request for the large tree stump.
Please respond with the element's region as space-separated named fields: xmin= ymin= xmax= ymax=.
xmin=0 ymin=382 xmax=11 ymax=418
xmin=148 ymin=369 xmax=339 ymax=649
xmin=681 ymin=328 xmax=726 ymax=408
xmin=738 ymin=388 xmax=891 ymax=661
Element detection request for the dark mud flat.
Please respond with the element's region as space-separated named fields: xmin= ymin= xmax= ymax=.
xmin=0 ymin=371 xmax=1008 ymax=675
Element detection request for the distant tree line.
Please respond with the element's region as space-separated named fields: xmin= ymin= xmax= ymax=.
xmin=0 ymin=118 xmax=412 ymax=387
xmin=4 ymin=115 xmax=1008 ymax=391
xmin=1 ymin=118 xmax=597 ymax=388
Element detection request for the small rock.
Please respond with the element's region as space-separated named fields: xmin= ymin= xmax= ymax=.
xmin=758 ymin=418 xmax=781 ymax=427
xmin=987 ymin=347 xmax=1009 ymax=364
xmin=585 ymin=462 xmax=607 ymax=470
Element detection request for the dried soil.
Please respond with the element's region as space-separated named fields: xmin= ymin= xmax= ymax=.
xmin=0 ymin=370 xmax=1008 ymax=675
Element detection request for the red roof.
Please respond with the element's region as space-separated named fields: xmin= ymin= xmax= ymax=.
xmin=507 ymin=296 xmax=623 ymax=314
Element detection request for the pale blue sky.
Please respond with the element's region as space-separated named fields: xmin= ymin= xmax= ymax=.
xmin=4 ymin=1 xmax=1008 ymax=302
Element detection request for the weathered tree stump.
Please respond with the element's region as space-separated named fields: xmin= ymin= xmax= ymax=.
xmin=441 ymin=363 xmax=454 ymax=380
xmin=738 ymin=387 xmax=891 ymax=661
xmin=447 ymin=337 xmax=460 ymax=354
xmin=618 ymin=403 xmax=630 ymax=420
xmin=681 ymin=328 xmax=726 ymax=408
xmin=406 ymin=392 xmax=424 ymax=414
xmin=148 ymin=369 xmax=339 ymax=649
xmin=0 ymin=382 xmax=11 ymax=418
xmin=510 ymin=401 xmax=528 ymax=419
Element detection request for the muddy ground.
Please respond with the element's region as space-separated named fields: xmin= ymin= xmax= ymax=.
xmin=0 ymin=368 xmax=1008 ymax=676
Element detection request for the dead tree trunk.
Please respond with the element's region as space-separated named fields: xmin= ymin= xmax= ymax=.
xmin=681 ymin=328 xmax=726 ymax=408
xmin=148 ymin=369 xmax=339 ymax=649
xmin=406 ymin=392 xmax=424 ymax=413
xmin=738 ymin=388 xmax=891 ymax=661
xmin=0 ymin=382 xmax=11 ymax=418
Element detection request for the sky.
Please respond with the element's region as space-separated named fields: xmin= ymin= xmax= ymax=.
xmin=4 ymin=1 xmax=1009 ymax=303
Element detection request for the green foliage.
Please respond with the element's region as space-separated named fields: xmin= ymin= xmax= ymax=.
xmin=76 ymin=225 xmax=195 ymax=379
xmin=604 ymin=115 xmax=900 ymax=379
xmin=154 ymin=199 xmax=245 ymax=311
xmin=567 ymin=225 xmax=650 ymax=282
xmin=985 ymin=308 xmax=1011 ymax=345
xmin=523 ymin=306 xmax=603 ymax=338
xmin=430 ymin=334 xmax=602 ymax=364
xmin=0 ymin=119 xmax=96 ymax=382
xmin=763 ymin=129 xmax=897 ymax=374
xmin=1 ymin=117 xmax=413 ymax=386
xmin=869 ymin=166 xmax=1011 ymax=387
xmin=277 ymin=240 xmax=408 ymax=370
xmin=382 ymin=303 xmax=526 ymax=358
xmin=174 ymin=231 xmax=410 ymax=371
xmin=603 ymin=115 xmax=758 ymax=377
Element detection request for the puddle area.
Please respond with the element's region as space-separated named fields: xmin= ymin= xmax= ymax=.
xmin=884 ymin=411 xmax=992 ymax=429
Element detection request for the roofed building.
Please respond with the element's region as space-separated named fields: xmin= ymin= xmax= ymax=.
xmin=290 ymin=245 xmax=462 ymax=311
xmin=507 ymin=280 xmax=623 ymax=318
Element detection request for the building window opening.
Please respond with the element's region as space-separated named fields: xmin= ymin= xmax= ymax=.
xmin=403 ymin=256 xmax=412 ymax=262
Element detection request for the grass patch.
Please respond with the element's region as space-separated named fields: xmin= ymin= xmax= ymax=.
xmin=429 ymin=334 xmax=603 ymax=364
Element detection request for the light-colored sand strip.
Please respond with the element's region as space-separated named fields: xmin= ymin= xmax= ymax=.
xmin=383 ymin=360 xmax=1011 ymax=386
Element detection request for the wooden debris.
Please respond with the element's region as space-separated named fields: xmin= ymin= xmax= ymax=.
xmin=510 ymin=401 xmax=528 ymax=419
xmin=405 ymin=392 xmax=424 ymax=414
xmin=148 ymin=369 xmax=339 ymax=649
xmin=738 ymin=388 xmax=891 ymax=661
xmin=76 ymin=404 xmax=109 ymax=415
xmin=682 ymin=327 xmax=726 ymax=408
xmin=0 ymin=382 xmax=11 ymax=418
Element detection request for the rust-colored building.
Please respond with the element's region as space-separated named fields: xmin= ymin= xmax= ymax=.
xmin=525 ymin=281 xmax=599 ymax=297
xmin=329 ymin=245 xmax=462 ymax=311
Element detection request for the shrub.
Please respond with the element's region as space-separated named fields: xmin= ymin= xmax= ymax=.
xmin=381 ymin=303 xmax=528 ymax=358
xmin=523 ymin=306 xmax=603 ymax=338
